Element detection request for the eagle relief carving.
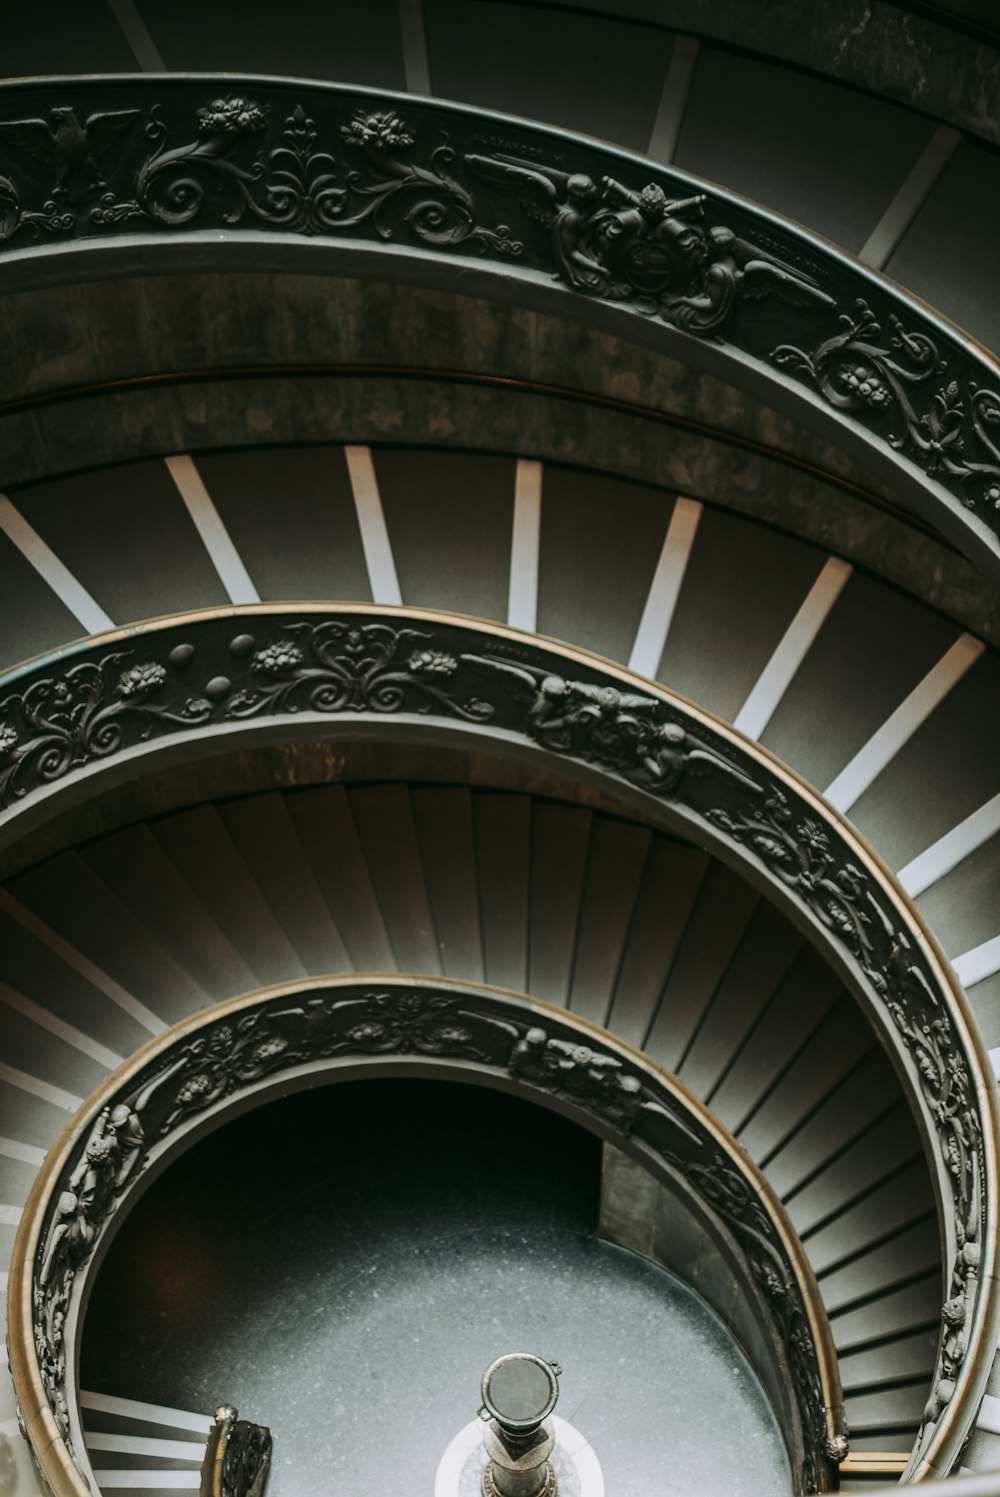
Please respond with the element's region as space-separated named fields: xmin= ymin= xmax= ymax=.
xmin=0 ymin=105 xmax=139 ymax=202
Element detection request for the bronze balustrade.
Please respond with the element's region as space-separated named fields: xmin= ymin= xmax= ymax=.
xmin=0 ymin=605 xmax=997 ymax=1484
xmin=9 ymin=977 xmax=845 ymax=1496
xmin=0 ymin=78 xmax=998 ymax=574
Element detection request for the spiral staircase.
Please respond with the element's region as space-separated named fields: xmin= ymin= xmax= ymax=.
xmin=2 ymin=4 xmax=1000 ymax=1494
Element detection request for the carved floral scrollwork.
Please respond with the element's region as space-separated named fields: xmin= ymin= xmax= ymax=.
xmin=159 ymin=990 xmax=507 ymax=1135
xmin=0 ymin=609 xmax=987 ymax=1475
xmin=0 ymin=622 xmax=495 ymax=809
xmin=0 ymin=654 xmax=211 ymax=808
xmin=772 ymin=299 xmax=1000 ymax=518
xmin=224 ymin=622 xmax=494 ymax=722
xmin=0 ymin=92 xmax=521 ymax=255
xmin=130 ymin=98 xmax=521 ymax=248
xmin=705 ymin=791 xmax=875 ymax=958
xmin=29 ymin=986 xmax=520 ymax=1466
xmin=0 ymin=83 xmax=999 ymax=544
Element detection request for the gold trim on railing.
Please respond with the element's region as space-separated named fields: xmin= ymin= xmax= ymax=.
xmin=200 ymin=1405 xmax=238 ymax=1497
xmin=1 ymin=602 xmax=997 ymax=1484
xmin=840 ymin=1452 xmax=911 ymax=1476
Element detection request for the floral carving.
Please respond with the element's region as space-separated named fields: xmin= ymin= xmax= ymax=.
xmin=336 ymin=990 xmax=482 ymax=1055
xmin=117 ymin=661 xmax=167 ymax=697
xmin=197 ymin=97 xmax=269 ymax=137
xmin=0 ymin=622 xmax=501 ymax=809
xmin=0 ymin=610 xmax=986 ymax=1478
xmin=0 ymin=84 xmax=998 ymax=545
xmin=0 ymin=652 xmax=211 ymax=808
xmin=706 ymin=792 xmax=874 ymax=957
xmin=251 ymin=641 xmax=304 ymax=675
xmin=28 ymin=981 xmax=837 ymax=1490
xmin=113 ymin=96 xmax=522 ymax=246
xmin=224 ymin=622 xmax=493 ymax=721
xmin=772 ymin=299 xmax=1000 ymax=515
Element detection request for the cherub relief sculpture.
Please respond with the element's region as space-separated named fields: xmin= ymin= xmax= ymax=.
xmin=511 ymin=1026 xmax=705 ymax=1139
xmin=466 ymin=153 xmax=613 ymax=292
xmin=33 ymin=1101 xmax=146 ymax=1440
xmin=509 ymin=1026 xmax=645 ymax=1131
xmin=465 ymin=152 xmax=833 ymax=335
xmin=460 ymin=654 xmax=762 ymax=797
xmin=38 ymin=1103 xmax=145 ymax=1291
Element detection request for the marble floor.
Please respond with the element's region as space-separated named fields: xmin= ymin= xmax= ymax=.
xmin=82 ymin=1079 xmax=790 ymax=1496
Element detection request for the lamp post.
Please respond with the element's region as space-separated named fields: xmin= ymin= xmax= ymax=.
xmin=479 ymin=1353 xmax=561 ymax=1497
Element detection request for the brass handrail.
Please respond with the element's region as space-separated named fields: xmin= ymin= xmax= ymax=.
xmin=8 ymin=977 xmax=845 ymax=1496
xmin=0 ymin=602 xmax=996 ymax=1483
xmin=200 ymin=1405 xmax=236 ymax=1497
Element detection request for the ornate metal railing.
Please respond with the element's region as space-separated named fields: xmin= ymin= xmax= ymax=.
xmin=200 ymin=1404 xmax=272 ymax=1497
xmin=0 ymin=77 xmax=999 ymax=574
xmin=7 ymin=978 xmax=845 ymax=1496
xmin=0 ymin=604 xmax=996 ymax=1483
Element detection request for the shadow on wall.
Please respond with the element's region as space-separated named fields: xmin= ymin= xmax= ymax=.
xmin=0 ymin=1433 xmax=17 ymax=1495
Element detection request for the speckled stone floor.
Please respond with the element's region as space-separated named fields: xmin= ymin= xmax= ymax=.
xmin=83 ymin=1079 xmax=790 ymax=1495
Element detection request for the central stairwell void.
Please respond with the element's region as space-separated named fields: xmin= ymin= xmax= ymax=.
xmin=80 ymin=1080 xmax=790 ymax=1497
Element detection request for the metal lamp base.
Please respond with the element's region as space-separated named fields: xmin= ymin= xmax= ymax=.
xmin=482 ymin=1461 xmax=557 ymax=1497
xmin=436 ymin=1417 xmax=603 ymax=1497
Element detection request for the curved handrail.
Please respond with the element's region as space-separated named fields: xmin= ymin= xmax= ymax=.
xmin=0 ymin=604 xmax=996 ymax=1482
xmin=200 ymin=1405 xmax=272 ymax=1497
xmin=0 ymin=77 xmax=998 ymax=573
xmin=7 ymin=977 xmax=844 ymax=1496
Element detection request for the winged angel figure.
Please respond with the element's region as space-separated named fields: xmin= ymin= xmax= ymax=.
xmin=466 ymin=151 xmax=616 ymax=292
xmin=0 ymin=106 xmax=139 ymax=203
xmin=466 ymin=151 xmax=833 ymax=335
xmin=461 ymin=654 xmax=762 ymax=797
